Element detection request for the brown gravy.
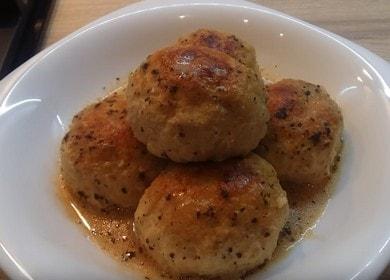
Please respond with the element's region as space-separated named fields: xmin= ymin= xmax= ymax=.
xmin=58 ymin=87 xmax=340 ymax=280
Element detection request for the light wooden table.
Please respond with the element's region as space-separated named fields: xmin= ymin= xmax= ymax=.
xmin=2 ymin=1 xmax=389 ymax=279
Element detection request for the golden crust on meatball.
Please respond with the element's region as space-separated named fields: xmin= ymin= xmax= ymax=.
xmin=177 ymin=29 xmax=258 ymax=72
xmin=134 ymin=154 xmax=288 ymax=277
xmin=60 ymin=91 xmax=166 ymax=211
xmin=256 ymin=79 xmax=343 ymax=185
xmin=127 ymin=44 xmax=268 ymax=162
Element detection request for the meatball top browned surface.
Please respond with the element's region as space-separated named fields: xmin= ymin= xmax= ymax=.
xmin=178 ymin=28 xmax=258 ymax=72
xmin=256 ymin=79 xmax=343 ymax=186
xmin=60 ymin=90 xmax=166 ymax=211
xmin=134 ymin=153 xmax=288 ymax=277
xmin=127 ymin=33 xmax=268 ymax=162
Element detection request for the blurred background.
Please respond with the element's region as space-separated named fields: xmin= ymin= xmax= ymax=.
xmin=0 ymin=0 xmax=54 ymax=79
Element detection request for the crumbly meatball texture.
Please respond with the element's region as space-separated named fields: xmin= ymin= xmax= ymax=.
xmin=60 ymin=91 xmax=166 ymax=211
xmin=134 ymin=154 xmax=288 ymax=277
xmin=256 ymin=79 xmax=343 ymax=185
xmin=177 ymin=29 xmax=258 ymax=72
xmin=127 ymin=44 xmax=268 ymax=162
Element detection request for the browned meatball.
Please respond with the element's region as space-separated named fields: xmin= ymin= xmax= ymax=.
xmin=177 ymin=29 xmax=258 ymax=72
xmin=134 ymin=154 xmax=288 ymax=277
xmin=127 ymin=44 xmax=268 ymax=162
xmin=60 ymin=90 xmax=166 ymax=211
xmin=256 ymin=79 xmax=343 ymax=185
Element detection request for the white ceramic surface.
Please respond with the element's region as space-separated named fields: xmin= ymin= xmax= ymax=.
xmin=0 ymin=0 xmax=389 ymax=279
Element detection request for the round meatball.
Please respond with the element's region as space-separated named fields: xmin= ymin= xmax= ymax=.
xmin=60 ymin=91 xmax=166 ymax=211
xmin=134 ymin=154 xmax=288 ymax=277
xmin=177 ymin=29 xmax=258 ymax=72
xmin=256 ymin=79 xmax=343 ymax=185
xmin=127 ymin=45 xmax=268 ymax=162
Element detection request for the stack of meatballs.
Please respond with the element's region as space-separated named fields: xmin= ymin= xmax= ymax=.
xmin=61 ymin=29 xmax=342 ymax=278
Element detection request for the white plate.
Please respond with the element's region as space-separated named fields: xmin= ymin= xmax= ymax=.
xmin=0 ymin=0 xmax=389 ymax=279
